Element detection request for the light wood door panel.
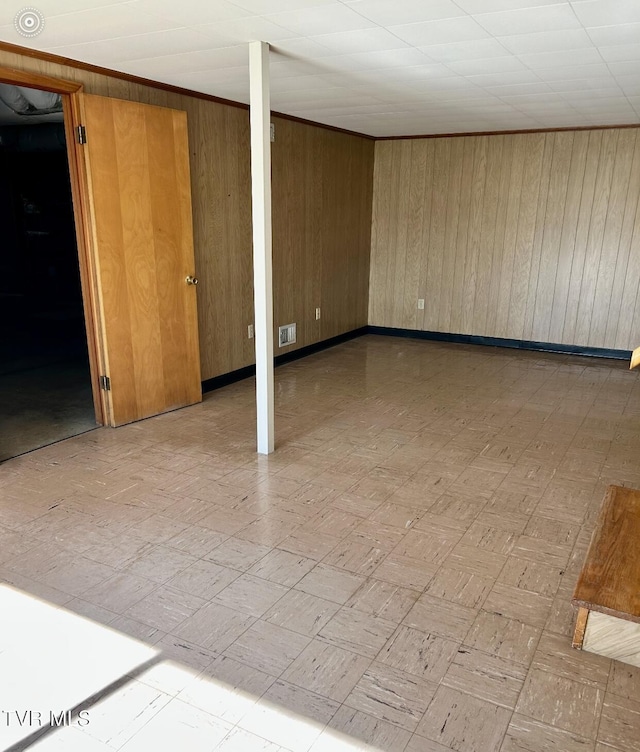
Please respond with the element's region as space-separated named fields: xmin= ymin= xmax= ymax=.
xmin=82 ymin=93 xmax=201 ymax=426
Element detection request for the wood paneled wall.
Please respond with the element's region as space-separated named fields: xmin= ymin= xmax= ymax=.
xmin=0 ymin=48 xmax=373 ymax=380
xmin=272 ymin=118 xmax=373 ymax=349
xmin=369 ymin=129 xmax=640 ymax=351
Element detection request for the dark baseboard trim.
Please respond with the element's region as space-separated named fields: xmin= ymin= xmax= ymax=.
xmin=201 ymin=364 xmax=257 ymax=393
xmin=367 ymin=326 xmax=632 ymax=361
xmin=202 ymin=326 xmax=368 ymax=393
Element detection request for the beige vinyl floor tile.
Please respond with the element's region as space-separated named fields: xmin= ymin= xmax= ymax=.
xmin=607 ymin=661 xmax=640 ymax=702
xmin=223 ymin=620 xmax=311 ymax=676
xmin=172 ymin=601 xmax=255 ymax=652
xmin=459 ymin=521 xmax=518 ymax=555
xmin=372 ymin=554 xmax=437 ymax=591
xmin=322 ymin=539 xmax=388 ymax=576
xmin=281 ymin=639 xmax=371 ymax=702
xmin=344 ymin=661 xmax=438 ymax=732
xmin=501 ymin=713 xmax=596 ymax=752
xmin=239 ymin=679 xmax=339 ymax=750
xmin=483 ymin=583 xmax=553 ymax=629
xmin=378 ymin=625 xmax=459 ymax=683
xmin=166 ymin=559 xmax=240 ymax=600
xmin=442 ymin=646 xmax=527 ymax=709
xmin=212 ymin=574 xmax=289 ymax=618
xmin=515 ymin=668 xmax=604 ymax=738
xmin=349 ymin=520 xmax=406 ymax=551
xmin=597 ymin=694 xmax=640 ymax=752
xmin=82 ymin=572 xmax=158 ymax=614
xmin=204 ymin=537 xmax=272 ymax=572
xmin=176 ymin=655 xmax=275 ymax=725
xmin=345 ymin=578 xmax=420 ymax=622
xmin=294 ymin=563 xmax=365 ymax=605
xmin=404 ymin=734 xmax=452 ymax=752
xmin=402 ymin=593 xmax=477 ymax=642
xmin=3 ymin=337 xmax=640 ymax=752
xmin=311 ymin=705 xmax=412 ymax=752
xmin=426 ymin=566 xmax=494 ymax=609
xmin=246 ymin=548 xmax=316 ymax=587
xmin=123 ymin=585 xmax=207 ymax=632
xmin=416 ymin=685 xmax=512 ymax=752
xmin=317 ymin=607 xmax=397 ymax=659
xmin=497 ymin=557 xmax=564 ymax=598
xmin=263 ymin=589 xmax=340 ymax=637
xmin=464 ymin=611 xmax=541 ymax=666
xmin=531 ymin=631 xmax=610 ymax=688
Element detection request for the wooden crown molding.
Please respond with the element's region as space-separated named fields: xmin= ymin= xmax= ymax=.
xmin=375 ymin=123 xmax=640 ymax=141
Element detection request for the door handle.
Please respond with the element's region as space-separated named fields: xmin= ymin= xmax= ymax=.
xmin=185 ymin=275 xmax=198 ymax=286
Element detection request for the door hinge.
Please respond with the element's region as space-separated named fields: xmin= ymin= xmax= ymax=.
xmin=76 ymin=124 xmax=87 ymax=144
xmin=99 ymin=375 xmax=111 ymax=391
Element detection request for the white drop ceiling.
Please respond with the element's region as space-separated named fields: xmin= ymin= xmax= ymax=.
xmin=1 ymin=0 xmax=640 ymax=137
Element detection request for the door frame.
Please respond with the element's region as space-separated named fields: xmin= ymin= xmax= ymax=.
xmin=0 ymin=67 xmax=107 ymax=425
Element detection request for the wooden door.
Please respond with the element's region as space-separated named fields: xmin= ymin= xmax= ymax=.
xmin=81 ymin=94 xmax=201 ymax=426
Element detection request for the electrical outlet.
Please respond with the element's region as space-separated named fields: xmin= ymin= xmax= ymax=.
xmin=417 ymin=298 xmax=425 ymax=310
xmin=248 ymin=324 xmax=254 ymax=339
xmin=315 ymin=307 xmax=321 ymax=320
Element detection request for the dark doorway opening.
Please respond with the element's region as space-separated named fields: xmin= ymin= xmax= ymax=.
xmin=0 ymin=85 xmax=96 ymax=462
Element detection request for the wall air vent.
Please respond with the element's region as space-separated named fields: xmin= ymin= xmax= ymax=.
xmin=278 ymin=323 xmax=296 ymax=347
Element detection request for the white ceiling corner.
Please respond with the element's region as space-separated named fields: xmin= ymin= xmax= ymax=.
xmin=0 ymin=0 xmax=638 ymax=136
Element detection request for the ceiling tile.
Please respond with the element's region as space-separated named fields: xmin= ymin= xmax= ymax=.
xmin=270 ymin=37 xmax=338 ymax=58
xmin=534 ymin=62 xmax=612 ymax=80
xmin=309 ymin=27 xmax=409 ymax=55
xmin=498 ymin=28 xmax=594 ymax=54
xmin=485 ymin=81 xmax=553 ymax=95
xmin=571 ymin=0 xmax=640 ymax=27
xmin=198 ymin=16 xmax=299 ymax=42
xmin=0 ymin=0 xmax=130 ymax=26
xmin=270 ymin=58 xmax=331 ymax=76
xmin=130 ymin=0 xmax=250 ymax=25
xmin=346 ymin=0 xmax=464 ymax=25
xmin=16 ymin=5 xmax=179 ymax=47
xmin=447 ymin=56 xmax=528 ymax=75
xmin=466 ymin=69 xmax=542 ymax=87
xmin=608 ymin=60 xmax=640 ymax=76
xmin=498 ymin=91 xmax=566 ymax=103
xmin=389 ymin=16 xmax=491 ymax=46
xmin=230 ymin=0 xmax=338 ymax=11
xmin=516 ymin=47 xmax=604 ymax=68
xmin=614 ymin=74 xmax=640 ymax=95
xmin=548 ymin=77 xmax=621 ymax=92
xmin=454 ymin=0 xmax=567 ymax=10
xmin=598 ymin=43 xmax=640 ymax=62
xmin=346 ymin=48 xmax=434 ymax=69
xmin=270 ymin=74 xmax=339 ymax=92
xmin=264 ymin=4 xmax=376 ymax=35
xmin=513 ymin=102 xmax=579 ymax=114
xmin=561 ymin=87 xmax=631 ymax=100
xmin=47 ymin=28 xmax=216 ymax=65
xmin=474 ymin=4 xmax=581 ymax=37
xmin=586 ymin=22 xmax=640 ymax=46
xmin=121 ymin=46 xmax=248 ymax=76
xmin=418 ymin=38 xmax=512 ymax=62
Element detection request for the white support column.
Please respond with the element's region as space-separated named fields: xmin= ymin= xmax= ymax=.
xmin=249 ymin=41 xmax=275 ymax=454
